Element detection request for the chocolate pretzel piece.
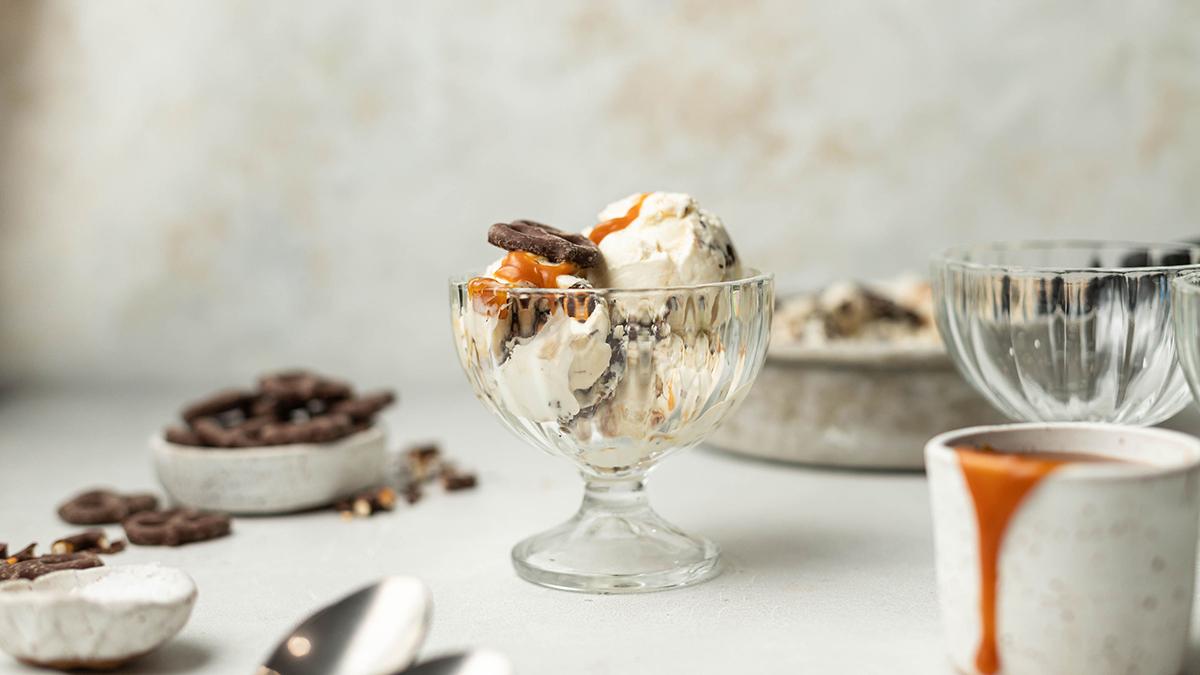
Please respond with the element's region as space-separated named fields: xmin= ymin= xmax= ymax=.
xmin=122 ymin=509 xmax=231 ymax=546
xmin=182 ymin=388 xmax=255 ymax=424
xmin=335 ymin=486 xmax=398 ymax=518
xmin=332 ymin=392 xmax=396 ymax=423
xmin=0 ymin=553 xmax=102 ymax=581
xmin=488 ymin=220 xmax=602 ymax=267
xmin=58 ymin=489 xmax=160 ymax=525
xmin=3 ymin=543 xmax=35 ymax=564
xmin=258 ymin=371 xmax=352 ymax=406
xmin=52 ymin=529 xmax=125 ymax=555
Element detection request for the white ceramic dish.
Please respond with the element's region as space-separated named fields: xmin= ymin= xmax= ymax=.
xmin=709 ymin=344 xmax=1003 ymax=469
xmin=152 ymin=425 xmax=386 ymax=514
xmin=927 ymin=423 xmax=1200 ymax=675
xmin=0 ymin=564 xmax=197 ymax=669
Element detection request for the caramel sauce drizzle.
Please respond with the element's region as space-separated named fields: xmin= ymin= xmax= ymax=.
xmin=587 ymin=193 xmax=649 ymax=245
xmin=493 ymin=250 xmax=578 ymax=288
xmin=955 ymin=447 xmax=1121 ymax=674
xmin=467 ymin=251 xmax=586 ymax=319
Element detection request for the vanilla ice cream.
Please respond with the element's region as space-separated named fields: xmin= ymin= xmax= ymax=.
xmin=494 ymin=304 xmax=612 ymax=421
xmin=586 ymin=192 xmax=741 ymax=289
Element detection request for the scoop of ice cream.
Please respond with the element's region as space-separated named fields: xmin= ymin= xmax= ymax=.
xmin=585 ymin=192 xmax=741 ymax=289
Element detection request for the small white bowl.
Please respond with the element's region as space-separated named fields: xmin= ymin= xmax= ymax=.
xmin=152 ymin=425 xmax=386 ymax=514
xmin=927 ymin=423 xmax=1200 ymax=675
xmin=0 ymin=564 xmax=197 ymax=669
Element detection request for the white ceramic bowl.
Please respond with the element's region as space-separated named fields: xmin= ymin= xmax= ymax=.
xmin=0 ymin=565 xmax=196 ymax=669
xmin=709 ymin=344 xmax=1004 ymax=469
xmin=927 ymin=423 xmax=1200 ymax=675
xmin=152 ymin=425 xmax=386 ymax=514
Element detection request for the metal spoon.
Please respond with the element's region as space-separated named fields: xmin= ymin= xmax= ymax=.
xmin=401 ymin=651 xmax=512 ymax=675
xmin=259 ymin=577 xmax=432 ymax=675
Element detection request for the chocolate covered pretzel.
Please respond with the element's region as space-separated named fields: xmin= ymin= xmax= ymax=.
xmin=58 ymin=489 xmax=160 ymax=525
xmin=181 ymin=388 xmax=255 ymax=424
xmin=165 ymin=370 xmax=395 ymax=448
xmin=488 ymin=220 xmax=602 ymax=267
xmin=0 ymin=553 xmax=102 ymax=581
xmin=51 ymin=529 xmax=125 ymax=555
xmin=123 ymin=509 xmax=231 ymax=547
xmin=3 ymin=543 xmax=35 ymax=564
xmin=331 ymin=392 xmax=396 ymax=423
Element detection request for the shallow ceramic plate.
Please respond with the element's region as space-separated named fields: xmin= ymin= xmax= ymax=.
xmin=0 ymin=565 xmax=196 ymax=670
xmin=152 ymin=425 xmax=386 ymax=514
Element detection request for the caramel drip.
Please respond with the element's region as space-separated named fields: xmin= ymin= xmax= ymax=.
xmin=466 ymin=277 xmax=510 ymax=316
xmin=493 ymin=250 xmax=578 ymax=288
xmin=588 ymin=193 xmax=649 ymax=245
xmin=467 ymin=251 xmax=584 ymax=318
xmin=955 ymin=447 xmax=1121 ymax=674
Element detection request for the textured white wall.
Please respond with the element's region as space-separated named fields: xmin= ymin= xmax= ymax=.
xmin=1 ymin=0 xmax=1198 ymax=388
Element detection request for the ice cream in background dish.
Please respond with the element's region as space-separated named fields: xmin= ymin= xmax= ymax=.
xmin=453 ymin=191 xmax=751 ymax=474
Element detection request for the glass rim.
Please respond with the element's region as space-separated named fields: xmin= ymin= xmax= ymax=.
xmin=932 ymin=239 xmax=1200 ymax=275
xmin=448 ymin=268 xmax=774 ymax=295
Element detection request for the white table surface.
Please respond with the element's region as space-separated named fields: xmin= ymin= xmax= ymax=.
xmin=3 ymin=385 xmax=1200 ymax=675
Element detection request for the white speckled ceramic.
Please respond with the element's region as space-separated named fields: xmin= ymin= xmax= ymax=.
xmin=152 ymin=425 xmax=386 ymax=514
xmin=0 ymin=564 xmax=197 ymax=669
xmin=927 ymin=423 xmax=1200 ymax=675
xmin=710 ymin=347 xmax=1003 ymax=469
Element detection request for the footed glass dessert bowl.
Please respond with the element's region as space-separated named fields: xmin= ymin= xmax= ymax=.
xmin=933 ymin=240 xmax=1200 ymax=424
xmin=451 ymin=271 xmax=773 ymax=593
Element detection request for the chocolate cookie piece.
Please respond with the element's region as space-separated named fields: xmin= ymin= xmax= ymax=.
xmin=122 ymin=509 xmax=231 ymax=547
xmin=51 ymin=530 xmax=125 ymax=555
xmin=0 ymin=553 xmax=102 ymax=581
xmin=181 ymin=388 xmax=255 ymax=424
xmin=58 ymin=489 xmax=160 ymax=525
xmin=488 ymin=220 xmax=602 ymax=267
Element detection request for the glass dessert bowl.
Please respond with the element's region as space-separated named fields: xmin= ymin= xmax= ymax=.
xmin=933 ymin=240 xmax=1200 ymax=424
xmin=451 ymin=272 xmax=773 ymax=592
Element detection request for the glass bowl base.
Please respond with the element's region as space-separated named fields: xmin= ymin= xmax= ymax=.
xmin=511 ymin=507 xmax=720 ymax=594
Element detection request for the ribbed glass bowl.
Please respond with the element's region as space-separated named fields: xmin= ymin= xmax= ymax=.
xmin=1172 ymin=270 xmax=1200 ymax=413
xmin=451 ymin=271 xmax=773 ymax=593
xmin=932 ymin=240 xmax=1200 ymax=424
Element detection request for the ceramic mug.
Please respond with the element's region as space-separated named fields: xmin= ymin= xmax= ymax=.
xmin=927 ymin=423 xmax=1200 ymax=675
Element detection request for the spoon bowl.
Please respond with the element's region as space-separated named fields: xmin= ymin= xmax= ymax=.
xmin=260 ymin=577 xmax=431 ymax=675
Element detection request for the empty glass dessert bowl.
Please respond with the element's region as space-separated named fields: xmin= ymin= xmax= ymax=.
xmin=450 ymin=271 xmax=773 ymax=593
xmin=932 ymin=240 xmax=1200 ymax=424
